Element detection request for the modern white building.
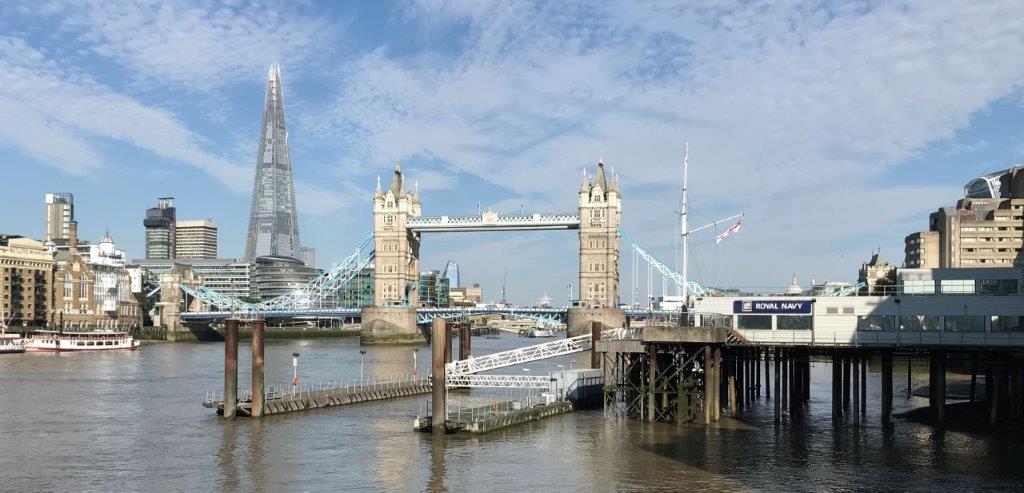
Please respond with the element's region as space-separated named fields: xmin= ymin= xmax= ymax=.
xmin=175 ymin=219 xmax=218 ymax=260
xmin=693 ymin=267 xmax=1024 ymax=347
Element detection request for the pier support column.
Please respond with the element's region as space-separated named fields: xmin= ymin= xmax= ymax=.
xmin=251 ymin=319 xmax=266 ymax=418
xmin=223 ymin=318 xmax=238 ymax=419
xmin=431 ymin=318 xmax=447 ymax=434
xmin=969 ymin=355 xmax=978 ymax=403
xmin=444 ymin=326 xmax=453 ymax=365
xmin=852 ymin=355 xmax=860 ymax=423
xmin=861 ymin=355 xmax=868 ymax=416
xmin=713 ymin=348 xmax=722 ymax=422
xmin=704 ymin=346 xmax=713 ymax=425
xmin=773 ymin=348 xmax=781 ymax=421
xmin=842 ymin=355 xmax=851 ymax=409
xmin=459 ymin=325 xmax=471 ymax=361
xmin=647 ymin=344 xmax=658 ymax=422
xmin=831 ymin=353 xmax=841 ymax=420
xmin=881 ymin=351 xmax=893 ymax=423
xmin=934 ymin=351 xmax=946 ymax=424
xmin=591 ymin=321 xmax=602 ymax=369
xmin=781 ymin=349 xmax=788 ymax=413
xmin=765 ymin=349 xmax=772 ymax=400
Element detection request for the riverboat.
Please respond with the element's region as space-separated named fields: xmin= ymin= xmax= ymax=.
xmin=0 ymin=332 xmax=25 ymax=354
xmin=25 ymin=330 xmax=140 ymax=352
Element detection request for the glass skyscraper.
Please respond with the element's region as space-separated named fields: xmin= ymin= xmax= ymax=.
xmin=244 ymin=62 xmax=302 ymax=262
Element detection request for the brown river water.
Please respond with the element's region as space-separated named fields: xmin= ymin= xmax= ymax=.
xmin=2 ymin=335 xmax=1023 ymax=491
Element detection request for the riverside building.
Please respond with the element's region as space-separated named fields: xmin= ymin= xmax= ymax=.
xmin=0 ymin=235 xmax=54 ymax=327
xmin=44 ymin=193 xmax=74 ymax=242
xmin=144 ymin=197 xmax=176 ymax=259
xmin=905 ymin=165 xmax=1024 ymax=268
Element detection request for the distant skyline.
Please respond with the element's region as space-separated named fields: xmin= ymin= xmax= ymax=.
xmin=1 ymin=1 xmax=1023 ymax=304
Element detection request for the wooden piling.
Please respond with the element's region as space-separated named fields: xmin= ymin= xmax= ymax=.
xmin=251 ymin=319 xmax=266 ymax=418
xmin=773 ymin=348 xmax=781 ymax=421
xmin=935 ymin=351 xmax=945 ymax=424
xmin=223 ymin=318 xmax=238 ymax=419
xmin=852 ymin=355 xmax=859 ymax=423
xmin=765 ymin=349 xmax=772 ymax=400
xmin=591 ymin=321 xmax=602 ymax=369
xmin=781 ymin=349 xmax=789 ymax=412
xmin=459 ymin=325 xmax=471 ymax=361
xmin=431 ymin=318 xmax=447 ymax=433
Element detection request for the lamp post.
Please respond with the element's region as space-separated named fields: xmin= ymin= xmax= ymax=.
xmin=412 ymin=348 xmax=419 ymax=377
xmin=567 ymin=283 xmax=572 ymax=307
xmin=291 ymin=352 xmax=300 ymax=396
xmin=359 ymin=349 xmax=367 ymax=386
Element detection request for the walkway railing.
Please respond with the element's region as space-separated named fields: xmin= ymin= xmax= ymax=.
xmin=203 ymin=372 xmax=424 ymax=406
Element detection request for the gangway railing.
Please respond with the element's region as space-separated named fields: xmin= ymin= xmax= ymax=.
xmin=446 ymin=374 xmax=551 ymax=389
xmin=445 ymin=329 xmax=631 ymax=377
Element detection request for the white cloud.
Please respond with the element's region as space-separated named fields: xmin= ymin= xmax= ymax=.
xmin=0 ymin=34 xmax=250 ymax=189
xmin=317 ymin=0 xmax=1024 ymax=286
xmin=45 ymin=0 xmax=331 ymax=91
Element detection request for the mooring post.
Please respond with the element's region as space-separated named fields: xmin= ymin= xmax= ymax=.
xmin=431 ymin=318 xmax=447 ymax=433
xmin=223 ymin=318 xmax=238 ymax=419
xmin=459 ymin=325 xmax=471 ymax=361
xmin=591 ymin=321 xmax=602 ymax=369
xmin=444 ymin=325 xmax=453 ymax=365
xmin=881 ymin=351 xmax=893 ymax=422
xmin=251 ymin=319 xmax=266 ymax=418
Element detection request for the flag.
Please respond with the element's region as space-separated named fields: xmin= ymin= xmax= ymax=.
xmin=715 ymin=218 xmax=742 ymax=243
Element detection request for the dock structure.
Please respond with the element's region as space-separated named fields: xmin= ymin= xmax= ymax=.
xmin=598 ymin=320 xmax=1024 ymax=427
xmin=414 ymin=396 xmax=574 ymax=434
xmin=205 ymin=378 xmax=431 ymax=417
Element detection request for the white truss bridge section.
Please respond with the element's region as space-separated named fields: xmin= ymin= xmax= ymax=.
xmin=618 ymin=228 xmax=711 ymax=297
xmin=445 ymin=334 xmax=592 ymax=377
xmin=407 ymin=212 xmax=579 ymax=233
xmin=446 ymin=374 xmax=550 ymax=389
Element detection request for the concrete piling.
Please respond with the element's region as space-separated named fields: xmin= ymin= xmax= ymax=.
xmin=223 ymin=318 xmax=238 ymax=419
xmin=934 ymin=350 xmax=946 ymax=424
xmin=591 ymin=322 xmax=602 ymax=369
xmin=431 ymin=318 xmax=447 ymax=434
xmin=459 ymin=325 xmax=471 ymax=361
xmin=774 ymin=348 xmax=781 ymax=421
xmin=251 ymin=319 xmax=266 ymax=418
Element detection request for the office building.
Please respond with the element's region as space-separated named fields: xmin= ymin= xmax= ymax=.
xmin=418 ymin=271 xmax=451 ymax=307
xmin=0 ymin=234 xmax=54 ymax=327
xmin=134 ymin=258 xmax=257 ymax=301
xmin=442 ymin=260 xmax=460 ymax=288
xmin=252 ymin=255 xmax=321 ymax=301
xmin=175 ymin=219 xmax=218 ymax=260
xmin=905 ymin=165 xmax=1024 ymax=268
xmin=450 ymin=283 xmax=483 ymax=307
xmin=336 ymin=267 xmax=374 ymax=308
xmin=244 ymin=63 xmax=303 ymax=261
xmin=144 ymin=197 xmax=176 ymax=259
xmin=298 ymin=245 xmax=316 ymax=268
xmin=44 ymin=193 xmax=74 ymax=242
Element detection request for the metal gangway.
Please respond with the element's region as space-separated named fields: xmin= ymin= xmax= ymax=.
xmin=443 ymin=329 xmax=632 ymax=389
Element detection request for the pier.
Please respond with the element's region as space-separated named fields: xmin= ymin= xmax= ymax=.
xmin=204 ymin=378 xmax=431 ymax=417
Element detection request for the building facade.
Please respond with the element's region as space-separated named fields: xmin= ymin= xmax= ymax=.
xmin=144 ymin=197 xmax=176 ymax=259
xmin=253 ymin=255 xmax=321 ymax=301
xmin=905 ymin=165 xmax=1024 ymax=268
xmin=53 ymin=223 xmax=141 ymax=329
xmin=578 ymin=161 xmax=621 ymax=308
xmin=450 ymin=283 xmax=483 ymax=307
xmin=337 ymin=267 xmax=375 ymax=308
xmin=245 ymin=62 xmax=304 ymax=261
xmin=175 ymin=219 xmax=218 ymax=260
xmin=372 ymin=164 xmax=422 ymax=307
xmin=0 ymin=235 xmax=54 ymax=327
xmin=44 ymin=193 xmax=74 ymax=242
xmin=418 ymin=271 xmax=450 ymax=307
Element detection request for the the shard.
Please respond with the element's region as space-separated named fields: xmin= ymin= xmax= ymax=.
xmin=244 ymin=62 xmax=301 ymax=261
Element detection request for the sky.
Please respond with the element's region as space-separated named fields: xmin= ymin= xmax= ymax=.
xmin=1 ymin=0 xmax=1023 ymax=305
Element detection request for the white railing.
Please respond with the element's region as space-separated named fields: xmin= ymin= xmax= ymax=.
xmin=445 ymin=334 xmax=593 ymax=376
xmin=446 ymin=374 xmax=551 ymax=389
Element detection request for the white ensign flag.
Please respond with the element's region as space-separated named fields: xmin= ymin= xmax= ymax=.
xmin=715 ymin=218 xmax=743 ymax=243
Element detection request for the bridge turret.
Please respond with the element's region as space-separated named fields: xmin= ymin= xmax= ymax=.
xmin=373 ymin=163 xmax=421 ymax=308
xmin=577 ymin=159 xmax=621 ymax=309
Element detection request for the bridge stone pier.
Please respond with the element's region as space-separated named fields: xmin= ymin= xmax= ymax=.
xmin=361 ymin=160 xmax=625 ymax=344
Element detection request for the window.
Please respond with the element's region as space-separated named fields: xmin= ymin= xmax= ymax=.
xmin=737 ymin=315 xmax=772 ymax=330
xmin=842 ymin=307 xmax=855 ymax=314
xmin=902 ymin=280 xmax=935 ymax=294
xmin=857 ymin=315 xmax=895 ymax=331
xmin=944 ymin=316 xmax=986 ymax=332
xmin=777 ymin=316 xmax=812 ymax=330
xmin=825 ymin=307 xmax=839 ymax=314
xmin=900 ymin=315 xmax=941 ymax=331
xmin=991 ymin=316 xmax=1024 ymax=332
xmin=940 ymin=279 xmax=974 ymax=294
xmin=978 ymin=279 xmax=1018 ymax=295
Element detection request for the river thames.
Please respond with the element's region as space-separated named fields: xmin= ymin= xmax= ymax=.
xmin=2 ymin=335 xmax=1023 ymax=491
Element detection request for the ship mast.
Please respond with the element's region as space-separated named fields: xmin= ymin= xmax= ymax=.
xmin=681 ymin=142 xmax=690 ymax=305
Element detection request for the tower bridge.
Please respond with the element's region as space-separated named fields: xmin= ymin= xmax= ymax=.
xmin=173 ymin=158 xmax=711 ymax=343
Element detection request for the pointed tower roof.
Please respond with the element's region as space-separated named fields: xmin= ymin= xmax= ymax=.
xmin=594 ymin=157 xmax=608 ymax=191
xmin=389 ymin=162 xmax=405 ymax=196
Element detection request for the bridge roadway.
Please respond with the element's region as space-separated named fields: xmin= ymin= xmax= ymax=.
xmin=179 ymin=306 xmax=681 ymax=322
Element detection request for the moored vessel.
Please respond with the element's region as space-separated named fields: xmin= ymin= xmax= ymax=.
xmin=0 ymin=332 xmax=25 ymax=354
xmin=25 ymin=330 xmax=139 ymax=352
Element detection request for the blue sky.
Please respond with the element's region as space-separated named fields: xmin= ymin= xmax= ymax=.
xmin=1 ymin=0 xmax=1022 ymax=305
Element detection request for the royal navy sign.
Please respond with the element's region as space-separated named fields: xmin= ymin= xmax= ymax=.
xmin=733 ymin=300 xmax=811 ymax=314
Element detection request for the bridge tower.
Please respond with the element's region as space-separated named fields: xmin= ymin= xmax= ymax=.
xmin=568 ymin=159 xmax=626 ymax=335
xmin=361 ymin=164 xmax=426 ymax=344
